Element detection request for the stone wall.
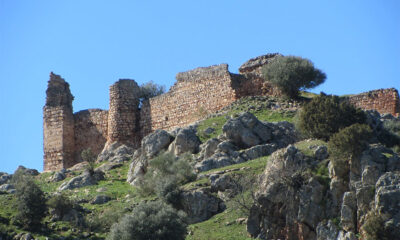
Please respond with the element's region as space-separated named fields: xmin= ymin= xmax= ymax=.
xmin=237 ymin=53 xmax=282 ymax=96
xmin=74 ymin=109 xmax=108 ymax=161
xmin=107 ymin=80 xmax=141 ymax=146
xmin=43 ymin=54 xmax=400 ymax=172
xmin=43 ymin=73 xmax=76 ymax=171
xmin=348 ymin=88 xmax=400 ymax=117
xmin=139 ymin=64 xmax=237 ymax=133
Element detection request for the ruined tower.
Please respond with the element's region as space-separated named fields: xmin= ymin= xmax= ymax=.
xmin=43 ymin=72 xmax=76 ymax=171
xmin=107 ymin=79 xmax=141 ymax=146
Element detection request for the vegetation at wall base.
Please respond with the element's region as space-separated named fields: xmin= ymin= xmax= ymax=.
xmin=296 ymin=93 xmax=366 ymax=140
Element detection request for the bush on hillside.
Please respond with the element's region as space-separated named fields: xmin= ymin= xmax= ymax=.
xmin=47 ymin=192 xmax=73 ymax=220
xmin=138 ymin=152 xmax=196 ymax=200
xmin=81 ymin=148 xmax=96 ymax=175
xmin=262 ymin=55 xmax=326 ymax=98
xmin=296 ymin=93 xmax=366 ymax=140
xmin=378 ymin=120 xmax=400 ymax=149
xmin=328 ymin=123 xmax=372 ymax=159
xmin=361 ymin=210 xmax=390 ymax=240
xmin=14 ymin=177 xmax=47 ymax=230
xmin=107 ymin=201 xmax=187 ymax=240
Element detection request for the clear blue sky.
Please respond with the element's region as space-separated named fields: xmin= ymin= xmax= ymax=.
xmin=0 ymin=1 xmax=399 ymax=173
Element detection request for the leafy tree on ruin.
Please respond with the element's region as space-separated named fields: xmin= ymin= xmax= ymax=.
xmin=262 ymin=55 xmax=326 ymax=98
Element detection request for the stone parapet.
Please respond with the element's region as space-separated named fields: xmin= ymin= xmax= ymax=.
xmin=348 ymin=88 xmax=400 ymax=117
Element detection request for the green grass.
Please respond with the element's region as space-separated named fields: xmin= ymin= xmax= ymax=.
xmin=185 ymin=156 xmax=269 ymax=240
xmin=186 ymin=208 xmax=252 ymax=240
xmin=294 ymin=139 xmax=327 ymax=157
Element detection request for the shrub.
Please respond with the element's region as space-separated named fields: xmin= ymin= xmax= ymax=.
xmin=378 ymin=120 xmax=400 ymax=148
xmin=107 ymin=201 xmax=187 ymax=240
xmin=138 ymin=81 xmax=165 ymax=101
xmin=262 ymin=55 xmax=326 ymax=98
xmin=86 ymin=205 xmax=129 ymax=233
xmin=361 ymin=210 xmax=390 ymax=240
xmin=296 ymin=93 xmax=366 ymax=140
xmin=328 ymin=124 xmax=372 ymax=159
xmin=81 ymin=148 xmax=96 ymax=175
xmin=138 ymin=152 xmax=196 ymax=199
xmin=14 ymin=177 xmax=47 ymax=230
xmin=47 ymin=192 xmax=73 ymax=219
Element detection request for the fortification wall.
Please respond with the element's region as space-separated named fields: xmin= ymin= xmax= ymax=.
xmin=43 ymin=73 xmax=76 ymax=171
xmin=237 ymin=53 xmax=282 ymax=96
xmin=107 ymin=80 xmax=141 ymax=146
xmin=348 ymin=88 xmax=400 ymax=117
xmin=139 ymin=64 xmax=237 ymax=133
xmin=44 ymin=54 xmax=400 ymax=172
xmin=74 ymin=109 xmax=108 ymax=161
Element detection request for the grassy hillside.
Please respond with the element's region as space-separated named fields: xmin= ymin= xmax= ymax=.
xmin=0 ymin=95 xmax=305 ymax=239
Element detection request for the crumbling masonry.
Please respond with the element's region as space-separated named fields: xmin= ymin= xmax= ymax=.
xmin=43 ymin=54 xmax=400 ymax=171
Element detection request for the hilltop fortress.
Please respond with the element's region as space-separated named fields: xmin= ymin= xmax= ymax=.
xmin=43 ymin=54 xmax=400 ymax=171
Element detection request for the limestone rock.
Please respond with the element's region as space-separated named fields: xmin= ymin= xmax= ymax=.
xmin=168 ymin=127 xmax=200 ymax=156
xmin=198 ymin=138 xmax=221 ymax=159
xmin=142 ymin=129 xmax=173 ymax=159
xmin=337 ymin=231 xmax=357 ymax=240
xmin=50 ymin=169 xmax=67 ymax=182
xmin=90 ymin=195 xmax=111 ymax=204
xmin=97 ymin=142 xmax=133 ymax=163
xmin=95 ymin=162 xmax=123 ymax=172
xmin=181 ymin=188 xmax=226 ymax=224
xmin=316 ymin=220 xmax=339 ymax=240
xmin=222 ymin=112 xmax=271 ymax=148
xmin=14 ymin=165 xmax=39 ymax=176
xmin=340 ymin=192 xmax=356 ymax=232
xmin=0 ymin=172 xmax=11 ymax=185
xmin=58 ymin=170 xmax=104 ymax=191
xmin=374 ymin=171 xmax=400 ymax=236
xmin=241 ymin=143 xmax=277 ymax=160
xmin=315 ymin=145 xmax=328 ymax=160
xmin=247 ymin=146 xmax=323 ymax=239
xmin=0 ymin=184 xmax=15 ymax=194
xmin=209 ymin=174 xmax=233 ymax=192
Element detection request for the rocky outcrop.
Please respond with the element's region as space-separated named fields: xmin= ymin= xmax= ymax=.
xmin=247 ymin=145 xmax=324 ymax=240
xmin=195 ymin=112 xmax=297 ymax=172
xmin=58 ymin=170 xmax=104 ymax=191
xmin=0 ymin=172 xmax=11 ymax=185
xmin=127 ymin=129 xmax=174 ymax=185
xmin=168 ymin=127 xmax=201 ymax=156
xmin=247 ymin=142 xmax=400 ymax=240
xmin=180 ymin=188 xmax=226 ymax=224
xmin=97 ymin=142 xmax=134 ymax=163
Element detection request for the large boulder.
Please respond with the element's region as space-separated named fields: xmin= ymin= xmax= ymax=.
xmin=90 ymin=195 xmax=111 ymax=205
xmin=374 ymin=171 xmax=400 ymax=236
xmin=14 ymin=165 xmax=39 ymax=176
xmin=58 ymin=170 xmax=104 ymax=191
xmin=168 ymin=127 xmax=201 ymax=156
xmin=142 ymin=129 xmax=173 ymax=159
xmin=247 ymin=145 xmax=325 ymax=239
xmin=222 ymin=112 xmax=271 ymax=148
xmin=0 ymin=172 xmax=11 ymax=185
xmin=195 ymin=113 xmax=297 ymax=172
xmin=0 ymin=184 xmax=15 ymax=194
xmin=180 ymin=188 xmax=226 ymax=224
xmin=127 ymin=130 xmax=173 ymax=185
xmin=97 ymin=142 xmax=134 ymax=163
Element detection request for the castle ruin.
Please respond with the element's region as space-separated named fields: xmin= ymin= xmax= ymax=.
xmin=43 ymin=54 xmax=400 ymax=171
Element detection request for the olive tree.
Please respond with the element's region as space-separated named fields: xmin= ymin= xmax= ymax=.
xmin=262 ymin=55 xmax=326 ymax=98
